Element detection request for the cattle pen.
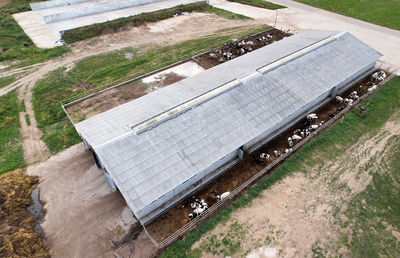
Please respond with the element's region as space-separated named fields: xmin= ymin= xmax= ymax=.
xmin=150 ymin=67 xmax=395 ymax=251
xmin=59 ymin=29 xmax=391 ymax=250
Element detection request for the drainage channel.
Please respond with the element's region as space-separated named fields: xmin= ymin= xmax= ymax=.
xmin=27 ymin=188 xmax=46 ymax=239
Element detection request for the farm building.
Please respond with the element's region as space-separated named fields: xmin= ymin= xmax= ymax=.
xmin=74 ymin=30 xmax=381 ymax=225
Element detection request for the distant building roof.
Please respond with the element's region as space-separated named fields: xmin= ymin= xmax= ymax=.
xmin=75 ymin=30 xmax=381 ymax=223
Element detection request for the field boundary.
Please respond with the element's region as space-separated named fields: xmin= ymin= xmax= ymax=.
xmin=146 ymin=64 xmax=395 ymax=251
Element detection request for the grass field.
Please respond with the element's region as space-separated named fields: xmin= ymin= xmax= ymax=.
xmin=33 ymin=25 xmax=269 ymax=154
xmin=340 ymin=135 xmax=400 ymax=257
xmin=161 ymin=76 xmax=400 ymax=257
xmin=295 ymin=0 xmax=400 ymax=30
xmin=0 ymin=90 xmax=25 ymax=174
xmin=62 ymin=2 xmax=250 ymax=44
xmin=0 ymin=0 xmax=69 ymax=64
xmin=0 ymin=75 xmax=16 ymax=88
xmin=227 ymin=0 xmax=285 ymax=10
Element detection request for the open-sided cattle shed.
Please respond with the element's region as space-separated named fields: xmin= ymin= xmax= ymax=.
xmin=74 ymin=30 xmax=381 ymax=225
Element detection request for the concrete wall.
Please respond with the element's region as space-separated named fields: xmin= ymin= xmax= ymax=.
xmin=30 ymin=0 xmax=89 ymax=11
xmin=42 ymin=0 xmax=166 ymax=23
xmin=337 ymin=62 xmax=376 ymax=94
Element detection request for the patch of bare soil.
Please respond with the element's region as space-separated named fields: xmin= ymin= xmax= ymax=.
xmin=192 ymin=114 xmax=400 ymax=257
xmin=0 ymin=0 xmax=10 ymax=8
xmin=0 ymin=169 xmax=49 ymax=257
xmin=72 ymin=80 xmax=95 ymax=92
xmin=70 ymin=13 xmax=261 ymax=54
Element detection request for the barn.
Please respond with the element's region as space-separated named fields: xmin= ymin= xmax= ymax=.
xmin=74 ymin=30 xmax=381 ymax=225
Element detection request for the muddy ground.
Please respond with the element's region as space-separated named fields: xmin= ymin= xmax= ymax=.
xmin=66 ymin=28 xmax=290 ymax=123
xmin=193 ymin=28 xmax=290 ymax=69
xmin=146 ymin=71 xmax=385 ymax=242
xmin=0 ymin=169 xmax=49 ymax=257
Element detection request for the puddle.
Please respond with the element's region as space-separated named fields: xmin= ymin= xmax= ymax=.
xmin=142 ymin=61 xmax=204 ymax=83
xmin=27 ymin=188 xmax=46 ymax=239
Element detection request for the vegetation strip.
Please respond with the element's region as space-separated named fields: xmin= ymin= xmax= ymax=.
xmin=0 ymin=90 xmax=25 ymax=174
xmin=0 ymin=75 xmax=16 ymax=89
xmin=294 ymin=0 xmax=400 ymax=30
xmin=62 ymin=2 xmax=250 ymax=44
xmin=161 ymin=76 xmax=400 ymax=257
xmin=227 ymin=0 xmax=285 ymax=10
xmin=24 ymin=113 xmax=31 ymax=126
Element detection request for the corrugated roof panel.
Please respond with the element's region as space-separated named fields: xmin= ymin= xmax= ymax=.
xmin=76 ymin=30 xmax=381 ymax=223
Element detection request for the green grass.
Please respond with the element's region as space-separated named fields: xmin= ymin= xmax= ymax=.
xmin=0 ymin=0 xmax=69 ymax=63
xmin=339 ymin=135 xmax=400 ymax=257
xmin=161 ymin=77 xmax=400 ymax=257
xmin=33 ymin=25 xmax=269 ymax=153
xmin=0 ymin=75 xmax=16 ymax=88
xmin=199 ymin=221 xmax=248 ymax=256
xmin=62 ymin=2 xmax=250 ymax=44
xmin=295 ymin=0 xmax=400 ymax=30
xmin=227 ymin=0 xmax=285 ymax=10
xmin=197 ymin=5 xmax=250 ymax=19
xmin=24 ymin=113 xmax=30 ymax=126
xmin=0 ymin=90 xmax=25 ymax=174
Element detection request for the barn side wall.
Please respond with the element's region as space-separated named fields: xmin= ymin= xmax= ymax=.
xmin=245 ymin=62 xmax=376 ymax=153
xmin=42 ymin=0 xmax=167 ymax=24
xmin=137 ymin=150 xmax=240 ymax=224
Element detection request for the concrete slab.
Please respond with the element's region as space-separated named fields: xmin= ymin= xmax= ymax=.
xmin=13 ymin=0 xmax=202 ymax=48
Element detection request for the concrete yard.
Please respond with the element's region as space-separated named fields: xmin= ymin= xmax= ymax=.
xmin=12 ymin=0 xmax=201 ymax=48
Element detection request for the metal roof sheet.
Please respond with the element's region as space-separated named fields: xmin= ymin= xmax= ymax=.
xmin=74 ymin=30 xmax=381 ymax=222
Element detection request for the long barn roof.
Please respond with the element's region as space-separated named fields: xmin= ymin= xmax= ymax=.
xmin=75 ymin=30 xmax=381 ymax=223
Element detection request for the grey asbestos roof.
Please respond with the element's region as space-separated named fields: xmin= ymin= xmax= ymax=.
xmin=75 ymin=30 xmax=381 ymax=223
